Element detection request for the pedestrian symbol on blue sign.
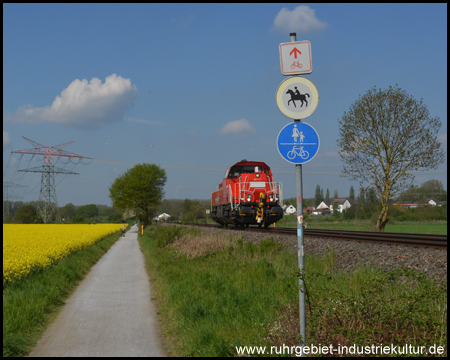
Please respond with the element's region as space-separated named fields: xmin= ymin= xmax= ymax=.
xmin=277 ymin=122 xmax=319 ymax=164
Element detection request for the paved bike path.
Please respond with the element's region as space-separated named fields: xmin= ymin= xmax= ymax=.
xmin=29 ymin=225 xmax=166 ymax=357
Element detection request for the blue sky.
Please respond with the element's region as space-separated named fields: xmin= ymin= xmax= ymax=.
xmin=3 ymin=3 xmax=447 ymax=207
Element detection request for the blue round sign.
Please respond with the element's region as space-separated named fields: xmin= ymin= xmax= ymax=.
xmin=277 ymin=122 xmax=320 ymax=164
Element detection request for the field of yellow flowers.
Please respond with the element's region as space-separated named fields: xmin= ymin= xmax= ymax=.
xmin=3 ymin=224 xmax=124 ymax=284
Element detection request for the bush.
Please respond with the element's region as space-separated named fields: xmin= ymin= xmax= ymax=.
xmin=153 ymin=225 xmax=184 ymax=247
xmin=391 ymin=205 xmax=447 ymax=222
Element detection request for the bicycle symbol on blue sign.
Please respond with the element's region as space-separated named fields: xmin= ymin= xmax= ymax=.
xmin=288 ymin=146 xmax=309 ymax=160
xmin=277 ymin=122 xmax=320 ymax=164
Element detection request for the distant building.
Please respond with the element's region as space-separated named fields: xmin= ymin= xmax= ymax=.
xmin=303 ymin=206 xmax=315 ymax=214
xmin=428 ymin=198 xmax=446 ymax=206
xmin=313 ymin=199 xmax=351 ymax=214
xmin=315 ymin=201 xmax=331 ymax=211
xmin=392 ymin=202 xmax=431 ymax=209
xmin=284 ymin=205 xmax=296 ymax=215
xmin=283 ymin=204 xmax=315 ymax=215
xmin=330 ymin=198 xmax=352 ymax=213
xmin=153 ymin=213 xmax=171 ymax=221
xmin=312 ymin=207 xmax=331 ymax=216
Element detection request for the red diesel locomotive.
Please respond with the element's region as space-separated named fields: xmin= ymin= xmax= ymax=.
xmin=211 ymin=160 xmax=283 ymax=228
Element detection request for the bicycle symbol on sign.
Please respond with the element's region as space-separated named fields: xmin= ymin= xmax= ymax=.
xmin=287 ymin=146 xmax=309 ymax=160
xmin=290 ymin=61 xmax=303 ymax=69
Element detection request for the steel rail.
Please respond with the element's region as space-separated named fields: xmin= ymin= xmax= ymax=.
xmin=179 ymin=223 xmax=447 ymax=249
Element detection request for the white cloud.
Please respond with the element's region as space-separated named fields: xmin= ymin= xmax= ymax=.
xmin=219 ymin=118 xmax=256 ymax=137
xmin=3 ymin=130 xmax=10 ymax=148
xmin=125 ymin=117 xmax=160 ymax=126
xmin=4 ymin=74 xmax=138 ymax=129
xmin=272 ymin=5 xmax=328 ymax=33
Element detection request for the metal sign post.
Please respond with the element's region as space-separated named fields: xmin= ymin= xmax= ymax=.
xmin=282 ymin=32 xmax=307 ymax=352
xmin=276 ymin=120 xmax=319 ymax=351
xmin=289 ymin=32 xmax=307 ymax=353
xmin=295 ymin=124 xmax=306 ymax=353
xmin=277 ymin=32 xmax=318 ymax=353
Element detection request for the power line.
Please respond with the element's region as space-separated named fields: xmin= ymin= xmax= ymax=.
xmin=10 ymin=136 xmax=93 ymax=223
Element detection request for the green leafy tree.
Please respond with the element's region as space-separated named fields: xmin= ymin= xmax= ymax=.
xmin=421 ymin=179 xmax=444 ymax=192
xmin=420 ymin=179 xmax=447 ymax=201
xmin=303 ymin=198 xmax=314 ymax=208
xmin=325 ymin=188 xmax=330 ymax=203
xmin=11 ymin=201 xmax=25 ymax=219
xmin=109 ymin=163 xmax=167 ymax=226
xmin=76 ymin=204 xmax=99 ymax=219
xmin=349 ymin=186 xmax=355 ymax=203
xmin=181 ymin=199 xmax=205 ymax=222
xmin=337 ymin=85 xmax=445 ymax=231
xmin=314 ymin=185 xmax=322 ymax=206
xmin=159 ymin=199 xmax=183 ymax=219
xmin=60 ymin=203 xmax=76 ymax=222
xmin=358 ymin=186 xmax=365 ymax=204
xmin=14 ymin=204 xmax=38 ymax=223
xmin=99 ymin=205 xmax=119 ymax=218
xmin=366 ymin=187 xmax=377 ymax=203
xmin=331 ymin=202 xmax=340 ymax=215
xmin=283 ymin=197 xmax=296 ymax=208
xmin=397 ymin=179 xmax=447 ymax=203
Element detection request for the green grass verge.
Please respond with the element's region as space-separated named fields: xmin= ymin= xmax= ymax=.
xmin=3 ymin=231 xmax=122 ymax=357
xmin=139 ymin=226 xmax=297 ymax=356
xmin=139 ymin=225 xmax=447 ymax=357
xmin=278 ymin=217 xmax=447 ymax=235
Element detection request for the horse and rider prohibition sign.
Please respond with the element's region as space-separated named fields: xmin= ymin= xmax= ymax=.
xmin=277 ymin=122 xmax=320 ymax=164
xmin=276 ymin=76 xmax=319 ymax=120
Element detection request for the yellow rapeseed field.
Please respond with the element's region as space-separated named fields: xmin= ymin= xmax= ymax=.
xmin=3 ymin=224 xmax=124 ymax=284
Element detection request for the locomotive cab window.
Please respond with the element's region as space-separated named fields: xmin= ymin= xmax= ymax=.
xmin=242 ymin=165 xmax=260 ymax=173
xmin=228 ymin=165 xmax=263 ymax=178
xmin=228 ymin=166 xmax=242 ymax=178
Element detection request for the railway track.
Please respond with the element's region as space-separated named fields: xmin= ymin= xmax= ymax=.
xmin=180 ymin=223 xmax=447 ymax=249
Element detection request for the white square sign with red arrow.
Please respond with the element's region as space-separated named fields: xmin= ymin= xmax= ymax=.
xmin=279 ymin=40 xmax=312 ymax=75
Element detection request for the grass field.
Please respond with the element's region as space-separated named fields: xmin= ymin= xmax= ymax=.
xmin=139 ymin=225 xmax=447 ymax=357
xmin=276 ymin=217 xmax=447 ymax=235
xmin=203 ymin=217 xmax=447 ymax=235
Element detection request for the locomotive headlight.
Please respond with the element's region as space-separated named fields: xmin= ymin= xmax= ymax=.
xmin=247 ymin=194 xmax=252 ymax=202
xmin=268 ymin=194 xmax=274 ymax=201
xmin=256 ymin=173 xmax=260 ymax=178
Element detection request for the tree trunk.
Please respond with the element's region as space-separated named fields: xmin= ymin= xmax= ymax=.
xmin=376 ymin=203 xmax=389 ymax=232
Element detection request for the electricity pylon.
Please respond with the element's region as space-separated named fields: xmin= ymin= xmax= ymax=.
xmin=11 ymin=136 xmax=91 ymax=223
